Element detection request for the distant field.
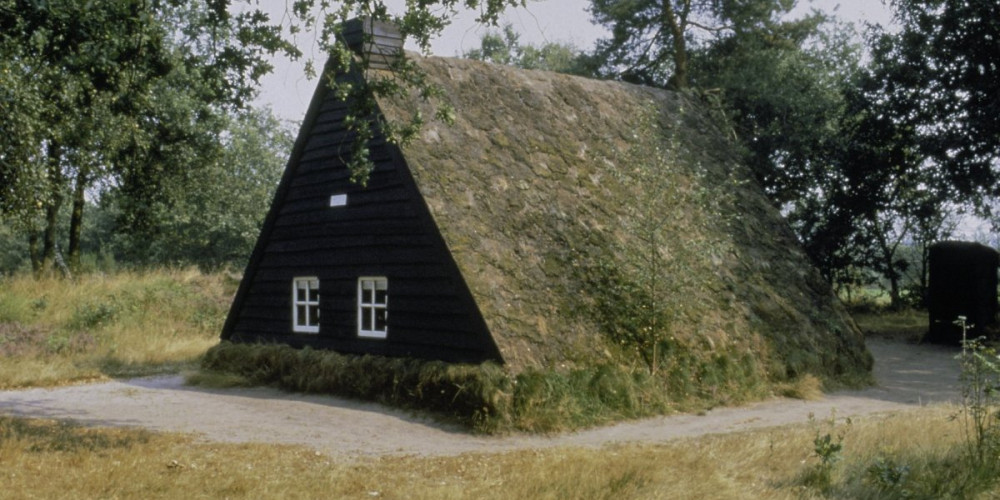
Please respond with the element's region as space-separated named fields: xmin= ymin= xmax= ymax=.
xmin=853 ymin=308 xmax=929 ymax=342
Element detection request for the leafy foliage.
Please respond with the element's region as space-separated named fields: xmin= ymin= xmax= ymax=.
xmin=462 ymin=23 xmax=593 ymax=75
xmin=871 ymin=0 xmax=1000 ymax=205
xmin=689 ymin=13 xmax=855 ymax=205
xmin=590 ymin=0 xmax=797 ymax=89
xmin=588 ymin=109 xmax=726 ymax=375
xmin=956 ymin=326 xmax=1000 ymax=465
xmin=782 ymin=0 xmax=1000 ymax=299
xmin=0 ymin=0 xmax=297 ymax=274
xmin=110 ymin=108 xmax=292 ymax=269
xmin=0 ymin=0 xmax=532 ymax=274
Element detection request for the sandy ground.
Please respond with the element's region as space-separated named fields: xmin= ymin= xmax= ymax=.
xmin=0 ymin=337 xmax=963 ymax=458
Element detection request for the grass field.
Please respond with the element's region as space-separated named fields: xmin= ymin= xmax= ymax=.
xmin=1 ymin=405 xmax=993 ymax=499
xmin=4 ymin=270 xmax=997 ymax=497
xmin=0 ymin=269 xmax=235 ymax=388
xmin=0 ymin=268 xmax=828 ymax=433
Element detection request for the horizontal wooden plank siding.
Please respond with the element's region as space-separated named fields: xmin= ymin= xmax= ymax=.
xmin=224 ymin=65 xmax=502 ymax=365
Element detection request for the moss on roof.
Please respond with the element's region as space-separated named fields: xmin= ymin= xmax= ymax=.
xmin=378 ymin=54 xmax=871 ymax=383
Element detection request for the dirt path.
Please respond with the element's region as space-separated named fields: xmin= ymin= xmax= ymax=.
xmin=0 ymin=338 xmax=962 ymax=458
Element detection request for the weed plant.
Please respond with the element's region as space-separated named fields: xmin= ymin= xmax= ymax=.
xmin=955 ymin=317 xmax=1000 ymax=464
xmin=799 ymin=413 xmax=849 ymax=493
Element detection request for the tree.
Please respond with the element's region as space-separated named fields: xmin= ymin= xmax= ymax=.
xmin=609 ymin=109 xmax=727 ymax=374
xmin=589 ymin=0 xmax=797 ymax=89
xmin=109 ymin=108 xmax=292 ymax=269
xmin=462 ymin=23 xmax=593 ymax=75
xmin=3 ymin=0 xmax=526 ymax=274
xmin=869 ymin=0 xmax=1000 ymax=208
xmin=0 ymin=42 xmax=50 ymax=268
xmin=688 ymin=13 xmax=858 ymax=205
xmin=0 ymin=0 xmax=294 ymax=275
xmin=814 ymin=0 xmax=1000 ymax=305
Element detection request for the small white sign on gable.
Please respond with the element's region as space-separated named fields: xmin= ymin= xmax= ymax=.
xmin=330 ymin=194 xmax=348 ymax=207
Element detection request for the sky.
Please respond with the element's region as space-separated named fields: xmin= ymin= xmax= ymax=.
xmin=256 ymin=0 xmax=896 ymax=122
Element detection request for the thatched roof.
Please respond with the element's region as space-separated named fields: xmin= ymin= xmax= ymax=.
xmin=377 ymin=54 xmax=871 ymax=380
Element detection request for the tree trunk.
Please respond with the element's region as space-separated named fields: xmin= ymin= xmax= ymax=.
xmin=40 ymin=142 xmax=64 ymax=274
xmin=871 ymin=214 xmax=905 ymax=310
xmin=28 ymin=227 xmax=41 ymax=275
xmin=669 ymin=29 xmax=689 ymax=90
xmin=68 ymin=164 xmax=89 ymax=273
xmin=918 ymin=240 xmax=931 ymax=307
xmin=663 ymin=0 xmax=690 ymax=90
xmin=886 ymin=262 xmax=902 ymax=310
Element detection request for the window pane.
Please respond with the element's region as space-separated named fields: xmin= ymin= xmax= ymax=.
xmin=296 ymin=305 xmax=306 ymax=325
xmin=297 ymin=287 xmax=306 ymax=302
xmin=308 ymin=305 xmax=319 ymax=326
xmin=375 ymin=308 xmax=387 ymax=331
xmin=361 ymin=307 xmax=372 ymax=330
xmin=308 ymin=287 xmax=319 ymax=303
xmin=374 ymin=289 xmax=387 ymax=305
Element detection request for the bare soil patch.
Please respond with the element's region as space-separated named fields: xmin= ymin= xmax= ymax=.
xmin=0 ymin=337 xmax=960 ymax=459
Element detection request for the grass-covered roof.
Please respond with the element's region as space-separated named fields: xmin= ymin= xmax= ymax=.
xmin=377 ymin=54 xmax=871 ymax=384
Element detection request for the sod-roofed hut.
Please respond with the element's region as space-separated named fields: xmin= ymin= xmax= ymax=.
xmin=927 ymin=240 xmax=999 ymax=344
xmin=221 ymin=21 xmax=871 ymax=384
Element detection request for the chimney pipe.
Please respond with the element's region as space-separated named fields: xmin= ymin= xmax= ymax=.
xmin=340 ymin=17 xmax=404 ymax=70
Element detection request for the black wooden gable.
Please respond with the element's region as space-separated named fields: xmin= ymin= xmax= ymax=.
xmin=221 ymin=61 xmax=503 ymax=364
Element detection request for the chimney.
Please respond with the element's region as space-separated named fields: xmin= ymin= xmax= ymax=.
xmin=340 ymin=17 xmax=404 ymax=70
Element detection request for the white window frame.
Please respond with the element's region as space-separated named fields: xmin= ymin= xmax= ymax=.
xmin=357 ymin=277 xmax=388 ymax=339
xmin=292 ymin=277 xmax=320 ymax=333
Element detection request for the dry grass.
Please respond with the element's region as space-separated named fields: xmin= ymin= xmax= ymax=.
xmin=775 ymin=374 xmax=825 ymax=400
xmin=0 ymin=269 xmax=235 ymax=388
xmin=1 ymin=405 xmax=989 ymax=499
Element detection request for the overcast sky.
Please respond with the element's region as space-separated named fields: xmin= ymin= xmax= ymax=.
xmin=256 ymin=0 xmax=896 ymax=122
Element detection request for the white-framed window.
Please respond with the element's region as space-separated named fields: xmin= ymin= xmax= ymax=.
xmin=292 ymin=277 xmax=320 ymax=333
xmin=357 ymin=277 xmax=388 ymax=339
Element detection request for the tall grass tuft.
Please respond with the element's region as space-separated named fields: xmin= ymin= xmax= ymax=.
xmin=197 ymin=342 xmax=513 ymax=431
xmin=198 ymin=341 xmax=767 ymax=434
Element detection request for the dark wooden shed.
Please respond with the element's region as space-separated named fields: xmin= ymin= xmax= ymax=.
xmin=220 ymin=19 xmax=870 ymax=378
xmin=926 ymin=241 xmax=999 ymax=344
